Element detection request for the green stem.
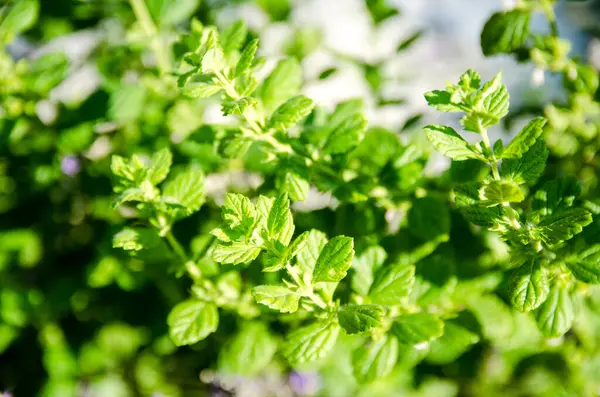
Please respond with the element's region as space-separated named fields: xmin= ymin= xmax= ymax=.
xmin=542 ymin=0 xmax=559 ymax=37
xmin=480 ymin=129 xmax=500 ymax=180
xmin=128 ymin=0 xmax=171 ymax=74
xmin=165 ymin=230 xmax=202 ymax=279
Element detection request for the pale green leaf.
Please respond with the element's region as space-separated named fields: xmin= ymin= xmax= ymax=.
xmin=502 ymin=118 xmax=547 ymax=159
xmin=351 ymin=246 xmax=387 ymax=296
xmin=267 ymin=192 xmax=291 ymax=238
xmin=167 ymin=300 xmax=219 ymax=346
xmin=267 ymin=95 xmax=314 ymax=131
xmin=235 ymin=39 xmax=259 ymax=77
xmin=182 ymin=83 xmax=223 ymax=99
xmin=0 ymin=0 xmax=39 ymax=42
xmin=221 ymin=20 xmax=247 ymax=53
xmin=201 ymin=47 xmax=225 ymax=74
xmin=424 ymin=125 xmax=481 ymax=160
xmin=338 ymin=305 xmax=385 ymax=334
xmin=147 ymin=148 xmax=172 ymax=185
xmin=391 ymin=313 xmax=444 ymax=345
xmin=163 ymin=168 xmax=205 ymax=214
xmin=282 ymin=321 xmax=340 ymax=365
xmin=426 ymin=321 xmax=479 ymax=365
xmin=221 ymin=193 xmax=256 ymax=231
xmin=218 ymin=322 xmax=277 ymax=375
xmin=369 ymin=263 xmax=415 ymax=305
xmin=352 ymin=335 xmax=398 ymax=384
xmin=296 ymin=229 xmax=328 ymax=280
xmin=212 ymin=242 xmax=261 ymax=265
xmin=259 ymin=58 xmax=302 ymax=113
xmin=312 ymin=236 xmax=354 ymax=282
xmin=536 ymin=285 xmax=574 ymax=337
xmin=252 ymin=285 xmax=300 ymax=313
xmin=479 ymin=179 xmax=524 ymax=205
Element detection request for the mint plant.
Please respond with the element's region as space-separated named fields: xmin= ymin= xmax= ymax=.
xmin=2 ymin=0 xmax=600 ymax=396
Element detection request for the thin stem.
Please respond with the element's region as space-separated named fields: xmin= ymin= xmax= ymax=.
xmin=165 ymin=230 xmax=188 ymax=263
xmin=128 ymin=0 xmax=171 ymax=74
xmin=542 ymin=0 xmax=559 ymax=37
xmin=480 ymin=129 xmax=500 ymax=180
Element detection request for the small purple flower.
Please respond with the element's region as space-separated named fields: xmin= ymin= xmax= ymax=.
xmin=60 ymin=155 xmax=81 ymax=176
xmin=2 ymin=391 xmax=13 ymax=397
xmin=288 ymin=371 xmax=319 ymax=396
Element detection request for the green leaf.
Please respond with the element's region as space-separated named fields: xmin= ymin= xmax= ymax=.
xmin=167 ymin=300 xmax=219 ymax=346
xmin=502 ymin=118 xmax=547 ymax=159
xmin=501 ymin=138 xmax=548 ymax=184
xmin=296 ymin=229 xmax=328 ymax=279
xmin=259 ymin=58 xmax=302 ymax=113
xmin=351 ymin=246 xmax=387 ymax=296
xmin=391 ymin=313 xmax=444 ymax=345
xmin=566 ymin=245 xmax=600 ymax=284
xmin=163 ymin=168 xmax=206 ymax=214
xmin=147 ymin=148 xmax=172 ymax=185
xmin=235 ymin=39 xmax=259 ymax=77
xmin=352 ymin=335 xmax=398 ymax=384
xmin=221 ymin=193 xmax=256 ymax=232
xmin=201 ymin=47 xmax=225 ymax=74
xmin=462 ymin=72 xmax=509 ymax=132
xmin=113 ymin=228 xmax=162 ymax=252
xmin=108 ymin=85 xmax=147 ymax=122
xmin=218 ymin=322 xmax=277 ymax=375
xmin=221 ymin=97 xmax=258 ymax=116
xmin=221 ymin=20 xmax=247 ymax=53
xmin=277 ymin=169 xmax=310 ymax=202
xmin=369 ymin=263 xmax=415 ymax=305
xmin=323 ymin=114 xmax=368 ymax=155
xmin=182 ymin=83 xmax=223 ymax=98
xmin=267 ymin=95 xmax=314 ymax=131
xmin=0 ymin=0 xmax=39 ymax=42
xmin=480 ymin=10 xmax=531 ymax=56
xmin=479 ymin=180 xmax=524 ymax=205
xmin=212 ymin=242 xmax=261 ymax=265
xmin=453 ymin=183 xmax=503 ymax=227
xmin=338 ymin=305 xmax=385 ymax=334
xmin=423 ymin=90 xmax=462 ymax=113
xmin=508 ymin=260 xmax=550 ymax=312
xmin=533 ymin=176 xmax=581 ymax=216
xmin=426 ymin=321 xmax=479 ymax=365
xmin=267 ymin=192 xmax=291 ymax=238
xmin=536 ymin=285 xmax=574 ymax=337
xmin=536 ymin=208 xmax=592 ymax=245
xmin=408 ymin=196 xmax=450 ymax=241
xmin=424 ymin=125 xmax=481 ymax=160
xmin=312 ymin=236 xmax=354 ymax=282
xmin=252 ymin=285 xmax=300 ymax=313
xmin=281 ymin=321 xmax=340 ymax=365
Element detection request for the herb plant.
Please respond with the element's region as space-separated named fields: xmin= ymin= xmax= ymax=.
xmin=1 ymin=0 xmax=600 ymax=396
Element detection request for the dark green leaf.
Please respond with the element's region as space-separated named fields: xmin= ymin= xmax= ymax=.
xmin=536 ymin=285 xmax=574 ymax=337
xmin=502 ymin=118 xmax=547 ymax=159
xmin=509 ymin=260 xmax=550 ymax=312
xmin=536 ymin=208 xmax=592 ymax=245
xmin=481 ymin=10 xmax=531 ymax=56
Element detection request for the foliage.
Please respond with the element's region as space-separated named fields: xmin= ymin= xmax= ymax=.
xmin=1 ymin=0 xmax=600 ymax=396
